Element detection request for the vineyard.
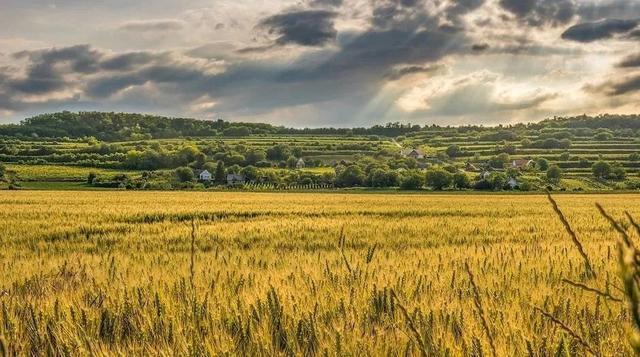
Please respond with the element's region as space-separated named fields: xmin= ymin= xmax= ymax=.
xmin=0 ymin=191 xmax=638 ymax=355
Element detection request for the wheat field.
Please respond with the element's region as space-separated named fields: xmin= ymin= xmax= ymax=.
xmin=0 ymin=191 xmax=637 ymax=355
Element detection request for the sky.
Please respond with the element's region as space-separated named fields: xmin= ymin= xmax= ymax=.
xmin=0 ymin=0 xmax=639 ymax=127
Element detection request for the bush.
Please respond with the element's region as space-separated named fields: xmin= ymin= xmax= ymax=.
xmin=546 ymin=165 xmax=562 ymax=183
xmin=335 ymin=165 xmax=365 ymax=187
xmin=425 ymin=168 xmax=453 ymax=190
xmin=592 ymin=161 xmax=612 ymax=179
xmin=536 ymin=158 xmax=549 ymax=171
xmin=611 ymin=166 xmax=626 ymax=180
xmin=87 ymin=172 xmax=97 ymax=184
xmin=222 ymin=126 xmax=251 ymax=137
xmin=400 ymin=171 xmax=424 ymax=190
xmin=174 ymin=167 xmax=195 ymax=182
xmin=453 ymin=172 xmax=470 ymax=189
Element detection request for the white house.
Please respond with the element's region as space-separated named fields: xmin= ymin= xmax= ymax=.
xmin=296 ymin=158 xmax=306 ymax=169
xmin=199 ymin=170 xmax=212 ymax=181
xmin=507 ymin=177 xmax=519 ymax=189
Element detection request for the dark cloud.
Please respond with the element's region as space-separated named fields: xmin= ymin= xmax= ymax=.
xmin=577 ymin=1 xmax=640 ymax=22
xmin=445 ymin=0 xmax=486 ymax=26
xmin=307 ymin=0 xmax=343 ymax=8
xmin=561 ymin=19 xmax=639 ymax=42
xmin=386 ymin=64 xmax=444 ymax=80
xmin=618 ymin=53 xmax=640 ymax=68
xmin=258 ymin=10 xmax=338 ymax=47
xmin=471 ymin=43 xmax=490 ymax=52
xmin=370 ymin=0 xmax=430 ymax=30
xmin=100 ymin=52 xmax=156 ymax=71
xmin=86 ymin=74 xmax=147 ymax=98
xmin=119 ymin=19 xmax=184 ymax=32
xmin=609 ymin=75 xmax=640 ymax=96
xmin=499 ymin=0 xmax=575 ymax=27
xmin=9 ymin=45 xmax=101 ymax=94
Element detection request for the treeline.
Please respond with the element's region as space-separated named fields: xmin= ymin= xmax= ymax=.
xmin=0 ymin=112 xmax=278 ymax=141
xmin=3 ymin=112 xmax=640 ymax=141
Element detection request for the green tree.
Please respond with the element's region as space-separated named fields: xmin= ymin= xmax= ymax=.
xmin=287 ymin=156 xmax=298 ymax=169
xmin=536 ymin=158 xmax=549 ymax=171
xmin=87 ymin=172 xmax=97 ymax=184
xmin=452 ymin=172 xmax=470 ymax=189
xmin=400 ymin=171 xmax=425 ymax=190
xmin=546 ymin=165 xmax=562 ymax=183
xmin=611 ymin=165 xmax=627 ymax=180
xmin=488 ymin=153 xmax=509 ymax=169
xmin=445 ymin=145 xmax=463 ymax=158
xmin=214 ymin=161 xmax=226 ymax=184
xmin=368 ymin=168 xmax=397 ymax=188
xmin=227 ymin=154 xmax=245 ymax=166
xmin=335 ymin=165 xmax=365 ymax=187
xmin=487 ymin=172 xmax=508 ymax=190
xmin=629 ymin=152 xmax=640 ymax=162
xmin=0 ymin=163 xmax=5 ymax=180
xmin=266 ymin=144 xmax=290 ymax=161
xmin=425 ymin=168 xmax=453 ymax=190
xmin=240 ymin=165 xmax=259 ymax=182
xmin=174 ymin=167 xmax=195 ymax=182
xmin=245 ymin=150 xmax=266 ymax=165
xmin=222 ymin=126 xmax=251 ymax=136
xmin=592 ymin=161 xmax=612 ymax=179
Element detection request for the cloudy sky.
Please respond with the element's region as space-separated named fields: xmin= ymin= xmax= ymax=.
xmin=0 ymin=0 xmax=639 ymax=127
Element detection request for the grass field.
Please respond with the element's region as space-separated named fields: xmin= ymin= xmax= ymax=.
xmin=5 ymin=164 xmax=136 ymax=182
xmin=0 ymin=192 xmax=637 ymax=355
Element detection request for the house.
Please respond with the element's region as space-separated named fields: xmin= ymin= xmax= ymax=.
xmin=402 ymin=148 xmax=425 ymax=159
xmin=507 ymin=177 xmax=519 ymax=189
xmin=510 ymin=159 xmax=534 ymax=170
xmin=296 ymin=158 xmax=306 ymax=169
xmin=226 ymin=173 xmax=245 ymax=186
xmin=198 ymin=170 xmax=212 ymax=182
xmin=465 ymin=162 xmax=479 ymax=172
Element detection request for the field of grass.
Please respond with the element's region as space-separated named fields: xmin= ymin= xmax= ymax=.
xmin=0 ymin=191 xmax=637 ymax=355
xmin=5 ymin=164 xmax=136 ymax=182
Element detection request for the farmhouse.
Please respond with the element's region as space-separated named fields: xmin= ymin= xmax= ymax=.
xmin=402 ymin=148 xmax=425 ymax=159
xmin=465 ymin=162 xmax=479 ymax=172
xmin=198 ymin=170 xmax=212 ymax=181
xmin=296 ymin=158 xmax=305 ymax=169
xmin=510 ymin=159 xmax=534 ymax=170
xmin=227 ymin=173 xmax=245 ymax=186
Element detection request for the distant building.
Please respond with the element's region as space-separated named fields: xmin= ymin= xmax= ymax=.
xmin=402 ymin=148 xmax=425 ymax=159
xmin=198 ymin=170 xmax=212 ymax=181
xmin=465 ymin=162 xmax=479 ymax=172
xmin=507 ymin=177 xmax=519 ymax=189
xmin=296 ymin=158 xmax=306 ymax=169
xmin=226 ymin=174 xmax=245 ymax=186
xmin=511 ymin=159 xmax=534 ymax=170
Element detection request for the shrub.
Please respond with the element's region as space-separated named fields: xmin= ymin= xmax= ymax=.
xmin=425 ymin=168 xmax=453 ymax=190
xmin=546 ymin=165 xmax=562 ymax=184
xmin=399 ymin=171 xmax=424 ymax=190
xmin=174 ymin=167 xmax=195 ymax=182
xmin=592 ymin=161 xmax=612 ymax=179
xmin=335 ymin=165 xmax=365 ymax=187
xmin=87 ymin=172 xmax=97 ymax=184
xmin=453 ymin=172 xmax=470 ymax=189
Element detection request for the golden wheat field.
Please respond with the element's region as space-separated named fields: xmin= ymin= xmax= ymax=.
xmin=0 ymin=191 xmax=638 ymax=356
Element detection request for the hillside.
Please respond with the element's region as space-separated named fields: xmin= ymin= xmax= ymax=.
xmin=2 ymin=111 xmax=640 ymax=141
xmin=0 ymin=112 xmax=639 ymax=192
